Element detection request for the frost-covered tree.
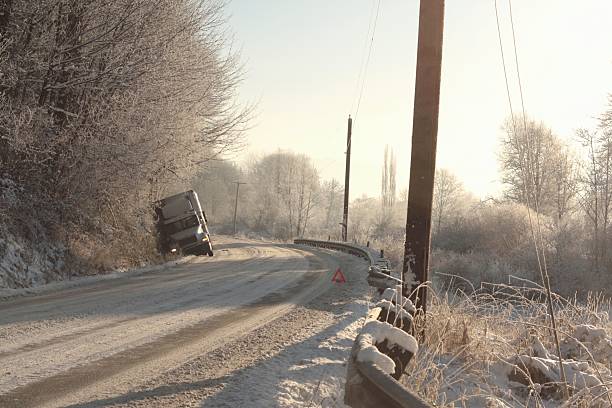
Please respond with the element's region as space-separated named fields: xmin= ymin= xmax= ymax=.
xmin=433 ymin=169 xmax=463 ymax=235
xmin=0 ymin=0 xmax=248 ymax=228
xmin=375 ymin=145 xmax=397 ymax=236
xmin=243 ymin=152 xmax=319 ymax=239
xmin=381 ymin=145 xmax=397 ymax=213
xmin=576 ymin=101 xmax=612 ymax=273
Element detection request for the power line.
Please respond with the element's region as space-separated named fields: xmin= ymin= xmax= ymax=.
xmin=494 ymin=0 xmax=515 ymax=121
xmin=506 ymin=1 xmax=569 ymax=397
xmin=494 ymin=1 xmax=545 ymax=283
xmin=494 ymin=0 xmax=546 ymax=310
xmin=353 ymin=0 xmax=382 ymax=127
xmin=349 ymin=0 xmax=377 ymax=116
xmin=493 ymin=0 xmax=569 ymax=397
xmin=508 ymin=0 xmax=529 ymax=132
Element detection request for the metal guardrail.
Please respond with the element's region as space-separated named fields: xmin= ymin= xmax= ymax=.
xmin=293 ymin=238 xmax=377 ymax=263
xmin=346 ymin=355 xmax=432 ymax=408
xmin=293 ymin=239 xmax=399 ymax=288
xmin=294 ymin=238 xmax=433 ymax=408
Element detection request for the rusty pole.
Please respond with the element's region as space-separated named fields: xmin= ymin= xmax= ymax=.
xmin=402 ymin=0 xmax=445 ymax=315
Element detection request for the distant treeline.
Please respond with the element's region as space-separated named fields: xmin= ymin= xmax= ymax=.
xmin=197 ymin=98 xmax=612 ymax=295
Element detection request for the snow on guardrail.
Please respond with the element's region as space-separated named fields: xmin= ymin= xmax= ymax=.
xmin=294 ymin=238 xmax=432 ymax=408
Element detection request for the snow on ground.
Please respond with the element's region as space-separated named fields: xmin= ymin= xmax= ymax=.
xmin=0 ymin=250 xmax=194 ymax=300
xmin=274 ymin=302 xmax=367 ymax=407
xmin=199 ymin=250 xmax=373 ymax=408
xmin=0 ymin=178 xmax=67 ymax=289
xmin=0 ymin=222 xmax=66 ymax=290
xmin=0 ymin=241 xmax=375 ymax=407
xmin=563 ymin=324 xmax=612 ymax=365
xmin=403 ymin=289 xmax=612 ymax=407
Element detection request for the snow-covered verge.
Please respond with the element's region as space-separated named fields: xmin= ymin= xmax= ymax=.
xmin=0 ymin=175 xmax=193 ymax=297
xmin=0 ymin=222 xmax=66 ymax=289
xmin=273 ymin=300 xmax=368 ymax=407
xmin=0 ymin=177 xmax=68 ymax=289
xmin=1 ymin=176 xmax=170 ymax=293
xmin=403 ymin=283 xmax=612 ymax=407
xmin=0 ymin=212 xmax=191 ymax=299
xmin=0 ymin=248 xmax=193 ymax=300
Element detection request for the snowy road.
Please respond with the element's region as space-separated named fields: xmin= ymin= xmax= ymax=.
xmin=0 ymin=237 xmax=370 ymax=408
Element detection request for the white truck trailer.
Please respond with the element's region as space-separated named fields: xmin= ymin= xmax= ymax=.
xmin=154 ymin=190 xmax=213 ymax=256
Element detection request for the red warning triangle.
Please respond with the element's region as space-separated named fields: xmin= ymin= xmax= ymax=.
xmin=331 ymin=267 xmax=346 ymax=283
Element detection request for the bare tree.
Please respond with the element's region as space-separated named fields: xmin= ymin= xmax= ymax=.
xmin=549 ymin=144 xmax=577 ymax=223
xmin=0 ymin=0 xmax=249 ymax=233
xmin=500 ymin=117 xmax=551 ymax=210
xmin=376 ymin=145 xmax=397 ymax=236
xmin=381 ymin=145 xmax=396 ymax=214
xmin=500 ymin=116 xmax=574 ymax=220
xmin=576 ymin=104 xmax=612 ymax=272
xmin=243 ymin=152 xmax=319 ymax=239
xmin=322 ymin=179 xmax=343 ymax=230
xmin=432 ymin=168 xmax=463 ymax=234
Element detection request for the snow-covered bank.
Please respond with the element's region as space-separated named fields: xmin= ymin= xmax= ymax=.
xmin=0 ymin=244 xmax=193 ymax=301
xmin=0 ymin=177 xmax=170 ymax=294
xmin=403 ymin=285 xmax=612 ymax=407
xmin=0 ymin=222 xmax=67 ymax=290
xmin=0 ymin=177 xmax=67 ymax=289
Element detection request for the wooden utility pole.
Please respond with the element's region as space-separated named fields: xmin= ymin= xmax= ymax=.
xmin=402 ymin=0 xmax=445 ymax=314
xmin=342 ymin=115 xmax=353 ymax=242
xmin=232 ymin=181 xmax=246 ymax=235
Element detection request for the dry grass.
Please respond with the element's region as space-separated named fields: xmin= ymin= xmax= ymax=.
xmin=65 ymin=222 xmax=163 ymax=277
xmin=402 ymin=279 xmax=612 ymax=407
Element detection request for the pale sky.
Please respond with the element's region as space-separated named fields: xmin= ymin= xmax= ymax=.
xmin=226 ymin=0 xmax=612 ymax=199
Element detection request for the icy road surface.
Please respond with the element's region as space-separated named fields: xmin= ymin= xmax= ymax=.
xmin=0 ymin=238 xmax=370 ymax=407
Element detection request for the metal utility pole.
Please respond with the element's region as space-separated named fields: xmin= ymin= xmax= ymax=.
xmin=342 ymin=115 xmax=352 ymax=242
xmin=402 ymin=0 xmax=445 ymax=314
xmin=232 ymin=181 xmax=246 ymax=235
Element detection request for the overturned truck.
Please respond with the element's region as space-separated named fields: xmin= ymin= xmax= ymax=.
xmin=154 ymin=190 xmax=213 ymax=256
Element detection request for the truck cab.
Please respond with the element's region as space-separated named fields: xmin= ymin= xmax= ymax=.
xmin=154 ymin=190 xmax=213 ymax=256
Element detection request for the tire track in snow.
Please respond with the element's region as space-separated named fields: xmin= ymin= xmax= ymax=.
xmin=0 ymin=239 xmax=335 ymax=408
xmin=0 ymin=255 xmax=279 ymax=358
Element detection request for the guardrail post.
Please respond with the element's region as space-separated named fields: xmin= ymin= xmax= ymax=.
xmin=380 ymin=249 xmax=384 ymax=258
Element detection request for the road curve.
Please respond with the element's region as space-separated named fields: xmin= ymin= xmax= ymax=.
xmin=0 ymin=237 xmax=350 ymax=408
